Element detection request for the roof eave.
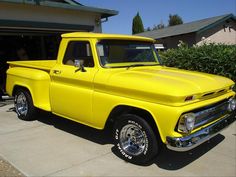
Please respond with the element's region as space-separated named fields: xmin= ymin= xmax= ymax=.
xmin=197 ymin=13 xmax=235 ymax=34
xmin=0 ymin=0 xmax=118 ymax=18
xmin=41 ymin=1 xmax=118 ymax=18
xmin=64 ymin=0 xmax=83 ymax=6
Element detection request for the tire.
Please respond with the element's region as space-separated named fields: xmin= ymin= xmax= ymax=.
xmin=113 ymin=114 xmax=159 ymax=165
xmin=14 ymin=89 xmax=37 ymax=121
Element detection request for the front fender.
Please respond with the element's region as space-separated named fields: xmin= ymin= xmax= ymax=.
xmin=92 ymin=91 xmax=182 ymax=143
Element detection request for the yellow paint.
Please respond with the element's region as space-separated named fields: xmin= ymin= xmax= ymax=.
xmin=6 ymin=67 xmax=51 ymax=111
xmin=6 ymin=32 xmax=235 ymax=144
xmin=8 ymin=60 xmax=56 ymax=71
xmin=61 ymin=32 xmax=155 ymax=42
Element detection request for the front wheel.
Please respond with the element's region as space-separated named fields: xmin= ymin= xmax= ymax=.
xmin=14 ymin=89 xmax=37 ymax=121
xmin=113 ymin=114 xmax=159 ymax=165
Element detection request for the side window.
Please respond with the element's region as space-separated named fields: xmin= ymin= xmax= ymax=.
xmin=63 ymin=41 xmax=94 ymax=67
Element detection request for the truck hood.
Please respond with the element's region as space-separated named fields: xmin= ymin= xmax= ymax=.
xmin=104 ymin=66 xmax=234 ymax=106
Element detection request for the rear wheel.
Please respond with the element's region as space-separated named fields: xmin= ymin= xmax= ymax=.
xmin=113 ymin=114 xmax=159 ymax=165
xmin=14 ymin=89 xmax=37 ymax=121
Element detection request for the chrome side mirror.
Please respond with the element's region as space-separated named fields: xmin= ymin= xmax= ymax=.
xmin=74 ymin=59 xmax=86 ymax=72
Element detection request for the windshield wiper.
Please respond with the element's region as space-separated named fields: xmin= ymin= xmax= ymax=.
xmin=127 ymin=63 xmax=160 ymax=70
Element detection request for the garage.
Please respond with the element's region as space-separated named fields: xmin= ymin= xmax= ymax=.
xmin=0 ymin=0 xmax=118 ymax=98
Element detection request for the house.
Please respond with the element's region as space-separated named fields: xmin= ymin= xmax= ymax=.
xmin=136 ymin=14 xmax=236 ymax=49
xmin=0 ymin=0 xmax=118 ymax=33
xmin=0 ymin=0 xmax=118 ymax=98
xmin=0 ymin=0 xmax=118 ymax=59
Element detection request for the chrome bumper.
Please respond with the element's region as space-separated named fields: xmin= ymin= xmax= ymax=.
xmin=166 ymin=112 xmax=236 ymax=152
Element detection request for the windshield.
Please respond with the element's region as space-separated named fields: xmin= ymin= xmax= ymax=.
xmin=97 ymin=40 xmax=160 ymax=68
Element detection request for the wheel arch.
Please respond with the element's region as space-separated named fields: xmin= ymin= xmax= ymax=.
xmin=12 ymin=84 xmax=32 ymax=97
xmin=11 ymin=83 xmax=51 ymax=111
xmin=105 ymin=104 xmax=163 ymax=142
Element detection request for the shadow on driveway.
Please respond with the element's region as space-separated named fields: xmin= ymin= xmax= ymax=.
xmin=153 ymin=134 xmax=224 ymax=170
xmin=37 ymin=111 xmax=113 ymax=145
xmin=0 ymin=100 xmax=13 ymax=107
xmin=7 ymin=107 xmax=226 ymax=170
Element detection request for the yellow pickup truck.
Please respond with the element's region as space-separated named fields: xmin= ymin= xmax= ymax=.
xmin=6 ymin=32 xmax=236 ymax=164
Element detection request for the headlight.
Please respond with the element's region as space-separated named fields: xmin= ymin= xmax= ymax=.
xmin=228 ymin=98 xmax=236 ymax=111
xmin=178 ymin=113 xmax=196 ymax=133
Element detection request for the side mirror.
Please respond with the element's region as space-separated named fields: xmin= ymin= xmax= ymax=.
xmin=74 ymin=59 xmax=86 ymax=72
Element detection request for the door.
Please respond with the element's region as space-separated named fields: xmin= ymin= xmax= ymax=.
xmin=50 ymin=40 xmax=97 ymax=124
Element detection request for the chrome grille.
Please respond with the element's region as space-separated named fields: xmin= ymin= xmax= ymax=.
xmin=194 ymin=100 xmax=229 ymax=128
xmin=200 ymin=88 xmax=228 ymax=99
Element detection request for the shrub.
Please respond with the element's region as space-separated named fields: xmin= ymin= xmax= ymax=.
xmin=160 ymin=42 xmax=236 ymax=83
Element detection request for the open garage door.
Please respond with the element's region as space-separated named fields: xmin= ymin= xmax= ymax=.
xmin=0 ymin=22 xmax=94 ymax=98
xmin=0 ymin=31 xmax=62 ymax=98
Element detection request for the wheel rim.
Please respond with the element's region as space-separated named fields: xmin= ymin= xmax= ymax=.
xmin=15 ymin=92 xmax=28 ymax=116
xmin=119 ymin=124 xmax=147 ymax=156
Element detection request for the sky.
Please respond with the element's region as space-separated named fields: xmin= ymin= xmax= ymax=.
xmin=77 ymin=0 xmax=236 ymax=34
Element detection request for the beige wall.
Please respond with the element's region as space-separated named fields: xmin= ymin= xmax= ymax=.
xmin=0 ymin=2 xmax=102 ymax=32
xmin=197 ymin=20 xmax=236 ymax=45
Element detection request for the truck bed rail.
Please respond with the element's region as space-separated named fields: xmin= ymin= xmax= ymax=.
xmin=7 ymin=60 xmax=56 ymax=71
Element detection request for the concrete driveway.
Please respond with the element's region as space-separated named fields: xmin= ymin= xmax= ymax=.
xmin=0 ymin=101 xmax=235 ymax=177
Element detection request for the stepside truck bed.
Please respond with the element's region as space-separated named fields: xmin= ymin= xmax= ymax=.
xmin=6 ymin=60 xmax=57 ymax=112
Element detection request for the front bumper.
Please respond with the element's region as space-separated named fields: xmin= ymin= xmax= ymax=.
xmin=166 ymin=112 xmax=236 ymax=151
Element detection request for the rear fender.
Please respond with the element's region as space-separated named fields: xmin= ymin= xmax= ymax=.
xmin=6 ymin=67 xmax=51 ymax=111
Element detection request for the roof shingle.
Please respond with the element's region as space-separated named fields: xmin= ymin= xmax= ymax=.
xmin=136 ymin=14 xmax=235 ymax=39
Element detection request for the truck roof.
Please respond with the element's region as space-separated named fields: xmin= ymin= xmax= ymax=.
xmin=61 ymin=32 xmax=155 ymax=42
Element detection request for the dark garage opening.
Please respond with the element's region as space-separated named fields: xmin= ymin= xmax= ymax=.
xmin=0 ymin=32 xmax=61 ymax=97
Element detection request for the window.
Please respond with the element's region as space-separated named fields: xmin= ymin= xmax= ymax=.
xmin=63 ymin=41 xmax=94 ymax=67
xmin=97 ymin=40 xmax=160 ymax=68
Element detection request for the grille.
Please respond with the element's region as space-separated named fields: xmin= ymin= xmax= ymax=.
xmin=194 ymin=100 xmax=229 ymax=128
xmin=200 ymin=89 xmax=228 ymax=99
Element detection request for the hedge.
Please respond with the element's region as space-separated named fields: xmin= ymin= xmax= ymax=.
xmin=160 ymin=42 xmax=236 ymax=84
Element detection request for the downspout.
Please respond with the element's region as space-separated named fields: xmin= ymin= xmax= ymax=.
xmin=95 ymin=17 xmax=108 ymax=33
xmin=101 ymin=17 xmax=109 ymax=24
xmin=95 ymin=17 xmax=109 ymax=26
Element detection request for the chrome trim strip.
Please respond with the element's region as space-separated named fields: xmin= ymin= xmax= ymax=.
xmin=167 ymin=112 xmax=236 ymax=152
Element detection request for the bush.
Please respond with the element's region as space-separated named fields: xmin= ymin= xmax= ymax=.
xmin=160 ymin=42 xmax=236 ymax=83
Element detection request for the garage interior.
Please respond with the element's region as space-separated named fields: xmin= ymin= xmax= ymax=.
xmin=0 ymin=32 xmax=61 ymax=97
xmin=0 ymin=0 xmax=118 ymax=98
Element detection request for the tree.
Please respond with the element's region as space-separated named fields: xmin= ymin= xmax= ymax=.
xmin=157 ymin=22 xmax=165 ymax=29
xmin=146 ymin=27 xmax=151 ymax=31
xmin=146 ymin=20 xmax=165 ymax=31
xmin=168 ymin=14 xmax=183 ymax=26
xmin=132 ymin=12 xmax=144 ymax=34
xmin=153 ymin=21 xmax=165 ymax=30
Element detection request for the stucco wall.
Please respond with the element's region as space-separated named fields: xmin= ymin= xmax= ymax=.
xmin=196 ymin=20 xmax=236 ymax=45
xmin=0 ymin=2 xmax=102 ymax=32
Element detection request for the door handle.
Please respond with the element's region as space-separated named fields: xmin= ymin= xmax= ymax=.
xmin=53 ymin=70 xmax=61 ymax=74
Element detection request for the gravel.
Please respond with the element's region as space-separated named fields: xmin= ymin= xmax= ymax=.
xmin=0 ymin=157 xmax=25 ymax=177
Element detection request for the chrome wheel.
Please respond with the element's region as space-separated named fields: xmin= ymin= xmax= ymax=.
xmin=15 ymin=92 xmax=28 ymax=116
xmin=119 ymin=124 xmax=147 ymax=156
xmin=114 ymin=114 xmax=159 ymax=164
